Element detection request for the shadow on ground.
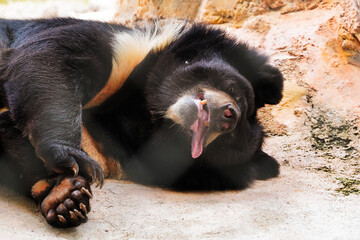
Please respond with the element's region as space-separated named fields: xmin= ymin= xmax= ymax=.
xmin=1 ymin=137 xmax=359 ymax=239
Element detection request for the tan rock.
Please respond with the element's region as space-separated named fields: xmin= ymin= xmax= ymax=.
xmin=199 ymin=0 xmax=268 ymax=25
xmin=152 ymin=0 xmax=202 ymax=20
xmin=242 ymin=16 xmax=271 ymax=33
xmin=338 ymin=0 xmax=360 ymax=66
xmin=258 ymin=81 xmax=307 ymax=136
xmin=114 ymin=0 xmax=326 ymax=25
xmin=261 ymin=0 xmax=285 ymax=9
xmin=342 ymin=39 xmax=359 ymax=52
xmin=114 ymin=0 xmax=202 ymax=22
xmin=114 ymin=0 xmax=150 ymax=22
xmin=339 ymin=0 xmax=360 ymax=34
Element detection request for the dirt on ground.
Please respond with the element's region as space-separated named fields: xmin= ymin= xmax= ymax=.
xmin=0 ymin=0 xmax=359 ymax=239
xmin=0 ymin=137 xmax=359 ymax=239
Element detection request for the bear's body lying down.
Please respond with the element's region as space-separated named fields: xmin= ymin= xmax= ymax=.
xmin=0 ymin=18 xmax=283 ymax=227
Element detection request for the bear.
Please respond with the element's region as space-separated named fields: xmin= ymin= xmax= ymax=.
xmin=0 ymin=18 xmax=283 ymax=227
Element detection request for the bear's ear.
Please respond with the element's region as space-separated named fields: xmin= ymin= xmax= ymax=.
xmin=223 ymin=44 xmax=284 ymax=108
xmin=251 ymin=64 xmax=284 ymax=108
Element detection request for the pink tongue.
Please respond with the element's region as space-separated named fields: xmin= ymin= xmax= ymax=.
xmin=190 ymin=107 xmax=209 ymax=159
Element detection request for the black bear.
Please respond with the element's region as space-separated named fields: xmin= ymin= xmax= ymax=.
xmin=0 ymin=18 xmax=283 ymax=227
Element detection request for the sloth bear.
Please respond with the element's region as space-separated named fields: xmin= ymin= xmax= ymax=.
xmin=0 ymin=18 xmax=283 ymax=227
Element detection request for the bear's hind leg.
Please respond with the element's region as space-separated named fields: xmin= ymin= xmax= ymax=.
xmin=32 ymin=175 xmax=92 ymax=228
xmin=0 ymin=111 xmax=93 ymax=227
xmin=0 ymin=111 xmax=48 ymax=192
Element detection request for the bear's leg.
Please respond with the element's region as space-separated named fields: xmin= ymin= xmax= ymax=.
xmin=0 ymin=111 xmax=49 ymax=192
xmin=0 ymin=111 xmax=93 ymax=227
xmin=4 ymin=76 xmax=104 ymax=186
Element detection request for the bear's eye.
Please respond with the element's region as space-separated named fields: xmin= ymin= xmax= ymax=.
xmin=227 ymin=86 xmax=237 ymax=97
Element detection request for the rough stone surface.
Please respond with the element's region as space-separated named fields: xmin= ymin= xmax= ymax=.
xmin=113 ymin=0 xmax=326 ymax=25
xmin=114 ymin=0 xmax=203 ymax=22
xmin=339 ymin=0 xmax=360 ymax=66
xmin=199 ymin=0 xmax=267 ymax=25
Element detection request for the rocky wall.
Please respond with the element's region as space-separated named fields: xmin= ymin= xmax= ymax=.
xmin=115 ymin=0 xmax=325 ymax=23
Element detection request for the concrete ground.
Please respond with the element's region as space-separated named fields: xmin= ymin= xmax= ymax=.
xmin=1 ymin=136 xmax=359 ymax=240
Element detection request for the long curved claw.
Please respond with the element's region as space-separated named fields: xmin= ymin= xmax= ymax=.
xmin=81 ymin=187 xmax=93 ymax=198
xmin=74 ymin=209 xmax=85 ymax=219
xmin=58 ymin=215 xmax=67 ymax=224
xmin=79 ymin=203 xmax=88 ymax=214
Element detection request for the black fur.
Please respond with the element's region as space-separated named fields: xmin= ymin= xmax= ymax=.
xmin=0 ymin=18 xmax=283 ymax=195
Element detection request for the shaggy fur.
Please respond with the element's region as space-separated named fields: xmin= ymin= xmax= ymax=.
xmin=0 ymin=18 xmax=283 ymax=227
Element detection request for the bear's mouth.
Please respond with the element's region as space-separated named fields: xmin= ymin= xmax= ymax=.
xmin=166 ymin=89 xmax=240 ymax=159
xmin=190 ymin=93 xmax=210 ymax=159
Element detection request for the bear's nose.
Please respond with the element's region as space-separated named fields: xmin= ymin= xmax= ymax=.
xmin=211 ymin=103 xmax=240 ymax=133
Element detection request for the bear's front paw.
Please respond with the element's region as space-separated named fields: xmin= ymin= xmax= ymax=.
xmin=32 ymin=176 xmax=93 ymax=228
xmin=36 ymin=144 xmax=104 ymax=187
